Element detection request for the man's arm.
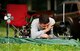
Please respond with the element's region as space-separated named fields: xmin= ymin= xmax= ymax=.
xmin=31 ymin=19 xmax=45 ymax=39
xmin=44 ymin=17 xmax=55 ymax=33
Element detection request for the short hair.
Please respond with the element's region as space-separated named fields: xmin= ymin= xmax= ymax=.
xmin=39 ymin=14 xmax=49 ymax=24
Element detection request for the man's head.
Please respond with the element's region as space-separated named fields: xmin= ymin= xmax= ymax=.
xmin=39 ymin=14 xmax=49 ymax=29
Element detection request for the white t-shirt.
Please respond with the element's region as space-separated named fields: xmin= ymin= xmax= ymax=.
xmin=31 ymin=17 xmax=55 ymax=39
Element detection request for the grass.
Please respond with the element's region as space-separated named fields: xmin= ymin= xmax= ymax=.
xmin=0 ymin=25 xmax=14 ymax=37
xmin=0 ymin=43 xmax=80 ymax=51
xmin=0 ymin=21 xmax=80 ymax=51
xmin=0 ymin=21 xmax=18 ymax=37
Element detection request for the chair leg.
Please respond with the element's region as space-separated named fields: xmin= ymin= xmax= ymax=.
xmin=14 ymin=29 xmax=18 ymax=37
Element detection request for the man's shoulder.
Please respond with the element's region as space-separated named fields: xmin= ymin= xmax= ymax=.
xmin=49 ymin=17 xmax=55 ymax=25
xmin=32 ymin=18 xmax=39 ymax=23
xmin=33 ymin=18 xmax=39 ymax=21
xmin=49 ymin=17 xmax=55 ymax=20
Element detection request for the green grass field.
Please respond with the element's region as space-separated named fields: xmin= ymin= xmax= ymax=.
xmin=0 ymin=21 xmax=18 ymax=37
xmin=0 ymin=21 xmax=80 ymax=51
xmin=0 ymin=43 xmax=80 ymax=51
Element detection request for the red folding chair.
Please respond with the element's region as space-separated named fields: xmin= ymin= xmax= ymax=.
xmin=6 ymin=4 xmax=30 ymax=38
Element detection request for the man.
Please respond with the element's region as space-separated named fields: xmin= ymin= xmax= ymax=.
xmin=31 ymin=14 xmax=57 ymax=39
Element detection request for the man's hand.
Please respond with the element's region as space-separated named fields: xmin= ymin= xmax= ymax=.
xmin=43 ymin=25 xmax=53 ymax=33
xmin=40 ymin=34 xmax=49 ymax=38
